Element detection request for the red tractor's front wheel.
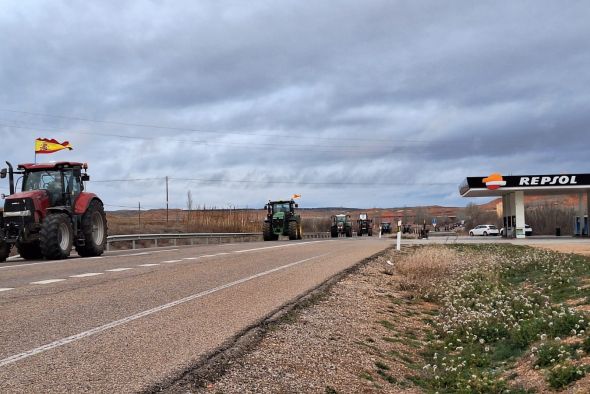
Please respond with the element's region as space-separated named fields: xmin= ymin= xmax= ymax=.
xmin=40 ymin=213 xmax=74 ymax=260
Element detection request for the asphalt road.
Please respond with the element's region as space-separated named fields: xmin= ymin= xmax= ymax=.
xmin=0 ymin=238 xmax=390 ymax=393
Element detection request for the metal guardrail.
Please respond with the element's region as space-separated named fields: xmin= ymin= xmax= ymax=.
xmin=106 ymin=232 xmax=332 ymax=251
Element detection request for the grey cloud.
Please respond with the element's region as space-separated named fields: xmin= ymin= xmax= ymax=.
xmin=1 ymin=0 xmax=589 ymax=209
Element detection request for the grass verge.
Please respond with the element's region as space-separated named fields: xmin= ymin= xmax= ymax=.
xmin=395 ymin=244 xmax=590 ymax=392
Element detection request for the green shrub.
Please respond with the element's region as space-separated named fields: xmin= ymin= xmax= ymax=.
xmin=535 ymin=342 xmax=561 ymax=367
xmin=546 ymin=362 xmax=585 ymax=389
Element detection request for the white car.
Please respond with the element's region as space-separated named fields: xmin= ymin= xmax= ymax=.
xmin=469 ymin=224 xmax=500 ymax=236
xmin=500 ymin=225 xmax=533 ymax=237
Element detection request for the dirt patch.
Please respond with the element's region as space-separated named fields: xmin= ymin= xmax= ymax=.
xmin=528 ymin=243 xmax=590 ymax=256
xmin=161 ymin=247 xmax=431 ymax=393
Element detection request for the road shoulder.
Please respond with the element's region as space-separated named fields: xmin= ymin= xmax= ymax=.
xmin=154 ymin=246 xmax=432 ymax=393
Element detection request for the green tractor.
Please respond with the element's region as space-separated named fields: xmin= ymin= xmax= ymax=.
xmin=331 ymin=214 xmax=353 ymax=238
xmin=263 ymin=199 xmax=302 ymax=241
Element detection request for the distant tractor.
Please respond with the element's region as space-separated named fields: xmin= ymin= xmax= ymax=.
xmin=331 ymin=214 xmax=353 ymax=238
xmin=380 ymin=221 xmax=392 ymax=234
xmin=357 ymin=213 xmax=373 ymax=236
xmin=263 ymin=199 xmax=302 ymax=241
xmin=0 ymin=161 xmax=107 ymax=262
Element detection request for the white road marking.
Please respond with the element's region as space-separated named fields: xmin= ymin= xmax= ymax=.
xmin=0 ymin=288 xmax=14 ymax=292
xmin=182 ymin=257 xmax=199 ymax=260
xmin=1 ymin=242 xmax=328 ymax=271
xmin=0 ymin=249 xmax=180 ymax=270
xmin=105 ymin=268 xmax=133 ymax=272
xmin=30 ymin=279 xmax=66 ymax=285
xmin=138 ymin=264 xmax=160 ymax=267
xmin=162 ymin=260 xmax=182 ymax=264
xmin=127 ymin=252 xmax=149 ymax=256
xmin=69 ymin=273 xmax=104 ymax=278
xmin=0 ymin=253 xmax=328 ymax=368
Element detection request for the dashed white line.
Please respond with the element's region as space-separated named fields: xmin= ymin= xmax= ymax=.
xmin=69 ymin=273 xmax=104 ymax=278
xmin=30 ymin=279 xmax=66 ymax=285
xmin=138 ymin=264 xmax=160 ymax=267
xmin=0 ymin=253 xmax=328 ymax=368
xmin=0 ymin=288 xmax=14 ymax=292
xmin=182 ymin=257 xmax=199 ymax=260
xmin=161 ymin=260 xmax=182 ymax=264
xmin=105 ymin=268 xmax=133 ymax=272
xmin=0 ymin=248 xmax=180 ymax=270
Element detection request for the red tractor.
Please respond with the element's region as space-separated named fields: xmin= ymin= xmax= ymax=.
xmin=0 ymin=161 xmax=107 ymax=262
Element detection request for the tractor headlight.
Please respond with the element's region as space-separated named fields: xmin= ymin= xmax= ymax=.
xmin=3 ymin=210 xmax=32 ymax=217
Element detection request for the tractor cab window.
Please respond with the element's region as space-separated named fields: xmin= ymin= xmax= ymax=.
xmin=63 ymin=170 xmax=81 ymax=195
xmin=272 ymin=203 xmax=290 ymax=213
xmin=23 ymin=170 xmax=62 ymax=192
xmin=335 ymin=215 xmax=346 ymax=222
xmin=23 ymin=170 xmax=64 ymax=205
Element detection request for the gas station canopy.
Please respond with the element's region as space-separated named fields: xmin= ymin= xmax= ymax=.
xmin=460 ymin=173 xmax=590 ymax=197
xmin=460 ymin=173 xmax=590 ymax=238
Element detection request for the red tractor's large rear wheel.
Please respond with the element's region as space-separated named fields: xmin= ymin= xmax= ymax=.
xmin=16 ymin=241 xmax=42 ymax=260
xmin=40 ymin=213 xmax=74 ymax=260
xmin=0 ymin=241 xmax=10 ymax=262
xmin=76 ymin=200 xmax=107 ymax=257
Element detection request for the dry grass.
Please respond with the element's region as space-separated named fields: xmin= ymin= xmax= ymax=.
xmin=394 ymin=246 xmax=464 ymax=292
xmin=107 ymin=209 xmax=335 ymax=235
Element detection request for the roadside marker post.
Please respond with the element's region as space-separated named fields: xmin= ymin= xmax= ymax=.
xmin=396 ymin=220 xmax=402 ymax=251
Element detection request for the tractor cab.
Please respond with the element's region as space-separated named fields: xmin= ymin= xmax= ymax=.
xmin=0 ymin=161 xmax=106 ymax=262
xmin=265 ymin=200 xmax=298 ymax=219
xmin=17 ymin=162 xmax=89 ymax=208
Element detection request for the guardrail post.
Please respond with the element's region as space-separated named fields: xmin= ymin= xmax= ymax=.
xmin=132 ymin=240 xmax=136 ymax=250
xmin=155 ymin=239 xmax=158 ymax=248
xmin=173 ymin=239 xmax=177 ymax=246
xmin=107 ymin=242 xmax=110 ymax=252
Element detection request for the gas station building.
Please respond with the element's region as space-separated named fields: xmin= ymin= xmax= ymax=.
xmin=460 ymin=173 xmax=590 ymax=238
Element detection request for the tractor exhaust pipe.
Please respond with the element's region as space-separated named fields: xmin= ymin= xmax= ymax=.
xmin=6 ymin=162 xmax=14 ymax=195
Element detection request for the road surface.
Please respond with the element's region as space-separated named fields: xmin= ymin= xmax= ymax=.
xmin=0 ymin=238 xmax=389 ymax=393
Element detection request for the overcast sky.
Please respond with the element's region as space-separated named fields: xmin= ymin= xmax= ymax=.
xmin=1 ymin=1 xmax=589 ymax=209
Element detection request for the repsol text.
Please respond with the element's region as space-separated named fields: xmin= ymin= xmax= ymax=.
xmin=519 ymin=176 xmax=578 ymax=186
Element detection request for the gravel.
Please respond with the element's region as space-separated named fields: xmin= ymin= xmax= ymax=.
xmin=183 ymin=248 xmax=430 ymax=393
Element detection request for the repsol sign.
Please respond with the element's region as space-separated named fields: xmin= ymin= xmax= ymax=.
xmin=462 ymin=173 xmax=590 ymax=192
xmin=519 ymin=175 xmax=578 ymax=186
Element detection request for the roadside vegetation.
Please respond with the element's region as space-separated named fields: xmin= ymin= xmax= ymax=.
xmin=394 ymin=244 xmax=590 ymax=392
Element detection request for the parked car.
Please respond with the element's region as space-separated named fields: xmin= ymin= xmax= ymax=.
xmin=469 ymin=224 xmax=500 ymax=236
xmin=500 ymin=224 xmax=533 ymax=237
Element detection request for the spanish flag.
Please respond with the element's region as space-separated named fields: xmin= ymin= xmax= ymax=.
xmin=35 ymin=138 xmax=73 ymax=154
xmin=292 ymin=194 xmax=301 ymax=199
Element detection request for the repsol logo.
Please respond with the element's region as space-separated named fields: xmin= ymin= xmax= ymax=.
xmin=519 ymin=176 xmax=578 ymax=186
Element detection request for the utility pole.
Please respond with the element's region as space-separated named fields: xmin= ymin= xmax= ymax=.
xmin=138 ymin=201 xmax=141 ymax=231
xmin=166 ymin=176 xmax=169 ymax=224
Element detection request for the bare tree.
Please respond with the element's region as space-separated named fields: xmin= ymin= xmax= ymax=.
xmin=414 ymin=207 xmax=430 ymax=226
xmin=464 ymin=203 xmax=498 ymax=230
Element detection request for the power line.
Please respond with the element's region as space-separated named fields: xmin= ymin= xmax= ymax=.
xmin=93 ymin=178 xmax=162 ymax=183
xmin=0 ymin=108 xmax=478 ymax=150
xmin=92 ymin=176 xmax=457 ymax=187
xmin=0 ymin=108 xmax=429 ymax=144
xmin=0 ymin=121 xmax=404 ymax=154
